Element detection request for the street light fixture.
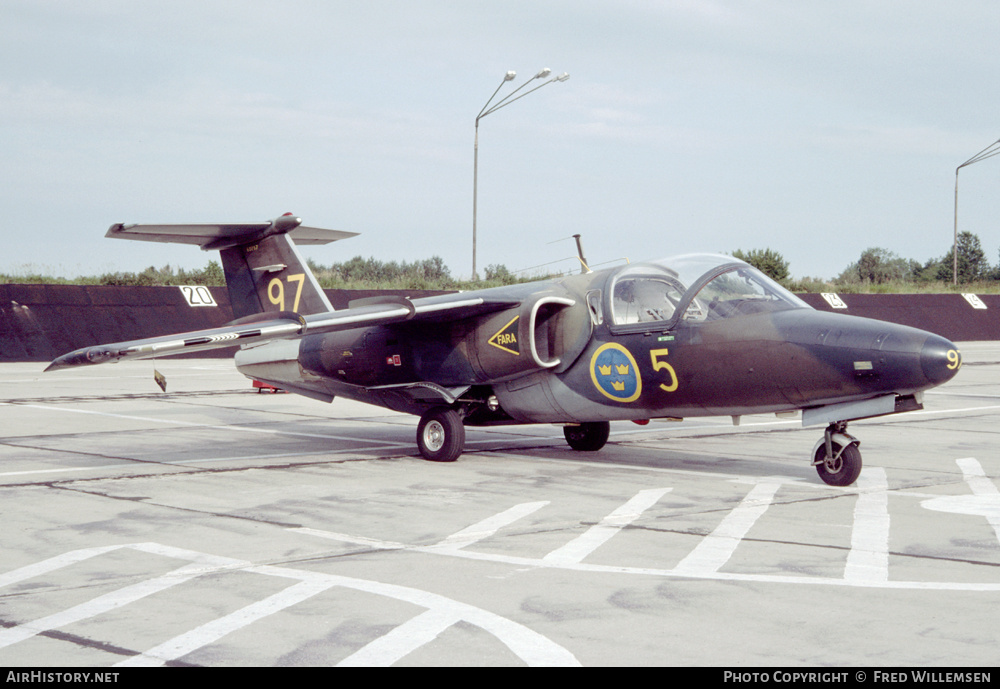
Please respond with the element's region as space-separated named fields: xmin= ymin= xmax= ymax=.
xmin=472 ymin=68 xmax=570 ymax=279
xmin=952 ymin=138 xmax=1000 ymax=285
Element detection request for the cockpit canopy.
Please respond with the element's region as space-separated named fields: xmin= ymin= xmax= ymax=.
xmin=608 ymin=254 xmax=810 ymax=329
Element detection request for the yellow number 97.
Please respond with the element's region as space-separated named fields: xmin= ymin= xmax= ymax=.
xmin=946 ymin=349 xmax=962 ymax=371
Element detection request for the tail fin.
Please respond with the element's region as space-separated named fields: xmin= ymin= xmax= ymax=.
xmin=217 ymin=227 xmax=337 ymax=319
xmin=106 ymin=213 xmax=357 ymax=319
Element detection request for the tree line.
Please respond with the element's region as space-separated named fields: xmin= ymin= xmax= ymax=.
xmin=1 ymin=262 xmax=227 ymax=287
xmin=734 ymin=231 xmax=999 ymax=293
xmin=3 ymin=231 xmax=998 ymax=293
xmin=0 ymin=257 xmax=531 ymax=290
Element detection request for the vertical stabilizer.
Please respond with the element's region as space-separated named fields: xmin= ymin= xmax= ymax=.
xmin=105 ymin=213 xmax=358 ymax=319
xmin=221 ymin=232 xmax=333 ymax=319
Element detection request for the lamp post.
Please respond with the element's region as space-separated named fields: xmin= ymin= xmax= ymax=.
xmin=953 ymin=138 xmax=1000 ymax=285
xmin=472 ymin=68 xmax=570 ymax=279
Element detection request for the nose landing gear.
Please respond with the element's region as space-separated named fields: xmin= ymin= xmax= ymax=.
xmin=812 ymin=421 xmax=862 ymax=487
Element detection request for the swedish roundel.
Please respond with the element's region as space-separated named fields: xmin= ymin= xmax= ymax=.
xmin=589 ymin=343 xmax=642 ymax=403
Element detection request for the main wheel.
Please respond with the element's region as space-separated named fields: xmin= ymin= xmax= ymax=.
xmin=814 ymin=440 xmax=862 ymax=487
xmin=563 ymin=421 xmax=611 ymax=452
xmin=417 ymin=407 xmax=465 ymax=462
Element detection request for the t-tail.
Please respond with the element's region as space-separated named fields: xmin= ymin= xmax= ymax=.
xmin=105 ymin=212 xmax=357 ymax=319
xmin=44 ymin=214 xmax=357 ymax=371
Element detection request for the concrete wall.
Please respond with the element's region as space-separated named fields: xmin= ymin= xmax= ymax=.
xmin=0 ymin=284 xmax=451 ymax=362
xmin=797 ymin=292 xmax=999 ymax=341
xmin=2 ymin=285 xmax=997 ymax=363
xmin=1 ymin=284 xmax=234 ymax=363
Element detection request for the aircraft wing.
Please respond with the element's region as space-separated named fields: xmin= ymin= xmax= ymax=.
xmin=45 ymin=293 xmax=518 ymax=371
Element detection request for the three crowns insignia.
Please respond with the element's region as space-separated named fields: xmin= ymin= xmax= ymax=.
xmin=598 ymin=364 xmax=630 ymax=376
xmin=591 ymin=343 xmax=642 ymax=403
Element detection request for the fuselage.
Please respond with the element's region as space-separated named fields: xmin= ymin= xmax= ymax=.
xmin=48 ymin=221 xmax=954 ymax=482
xmin=235 ymin=254 xmax=961 ymax=426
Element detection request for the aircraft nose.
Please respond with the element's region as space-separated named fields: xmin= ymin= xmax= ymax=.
xmin=920 ymin=334 xmax=961 ymax=386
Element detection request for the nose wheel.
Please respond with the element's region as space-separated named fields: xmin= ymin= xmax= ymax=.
xmin=812 ymin=422 xmax=862 ymax=487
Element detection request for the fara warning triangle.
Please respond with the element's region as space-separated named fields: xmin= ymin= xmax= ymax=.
xmin=488 ymin=316 xmax=520 ymax=355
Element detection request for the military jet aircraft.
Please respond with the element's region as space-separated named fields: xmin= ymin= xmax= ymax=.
xmin=47 ymin=214 xmax=962 ymax=486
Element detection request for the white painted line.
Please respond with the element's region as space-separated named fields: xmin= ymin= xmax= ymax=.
xmin=0 ymin=445 xmax=414 ymax=479
xmin=844 ymin=468 xmax=890 ymax=583
xmin=2 ymin=402 xmax=411 ymax=445
xmin=289 ymin=528 xmax=407 ymax=551
xmin=922 ymin=459 xmax=1000 ymax=546
xmin=0 ymin=542 xmax=580 ymax=667
xmin=116 ymin=576 xmax=337 ymax=667
xmin=882 ymin=404 xmax=1000 ymax=419
xmin=166 ymin=444 xmax=413 ymax=463
xmin=671 ymin=482 xmax=781 ymax=576
xmin=543 ymin=488 xmax=672 ymax=566
xmin=0 ymin=465 xmax=137 ymax=478
xmin=959 ymin=458 xmax=1000 ymax=544
xmin=338 ymin=606 xmax=462 ymax=667
xmin=0 ymin=561 xmax=212 ymax=649
xmin=0 ymin=545 xmax=126 ymax=589
xmin=464 ymin=436 xmax=564 ymax=447
xmin=305 ymin=572 xmax=579 ymax=667
xmin=291 ymin=524 xmax=1000 ymax=591
xmin=0 ymin=543 xmax=251 ymax=650
xmin=481 ymin=452 xmax=819 ymax=487
xmin=429 ymin=501 xmax=550 ymax=551
xmin=957 ymin=457 xmax=999 ymax=496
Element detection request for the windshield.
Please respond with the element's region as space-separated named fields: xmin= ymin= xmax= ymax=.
xmin=607 ymin=254 xmax=809 ymax=328
xmin=682 ymin=265 xmax=809 ymax=322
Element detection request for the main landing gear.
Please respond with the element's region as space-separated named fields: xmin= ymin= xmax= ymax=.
xmin=416 ymin=407 xmax=614 ymax=462
xmin=416 ymin=406 xmax=465 ymax=462
xmin=812 ymin=421 xmax=862 ymax=487
xmin=563 ymin=421 xmax=611 ymax=452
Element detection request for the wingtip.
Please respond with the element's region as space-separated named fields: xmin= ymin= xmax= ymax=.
xmin=44 ymin=346 xmax=112 ymax=371
xmin=44 ymin=354 xmax=72 ymax=372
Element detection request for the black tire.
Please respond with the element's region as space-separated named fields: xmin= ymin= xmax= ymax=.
xmin=814 ymin=441 xmax=862 ymax=487
xmin=563 ymin=421 xmax=611 ymax=452
xmin=417 ymin=408 xmax=465 ymax=462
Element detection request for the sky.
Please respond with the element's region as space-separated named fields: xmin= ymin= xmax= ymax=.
xmin=3 ymin=1 xmax=1000 ymax=281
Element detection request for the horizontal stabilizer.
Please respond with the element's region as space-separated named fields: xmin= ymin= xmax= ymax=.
xmin=107 ymin=213 xmax=358 ymax=251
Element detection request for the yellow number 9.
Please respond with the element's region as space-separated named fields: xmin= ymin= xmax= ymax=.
xmin=946 ymin=349 xmax=962 ymax=371
xmin=268 ymin=278 xmax=285 ymax=310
